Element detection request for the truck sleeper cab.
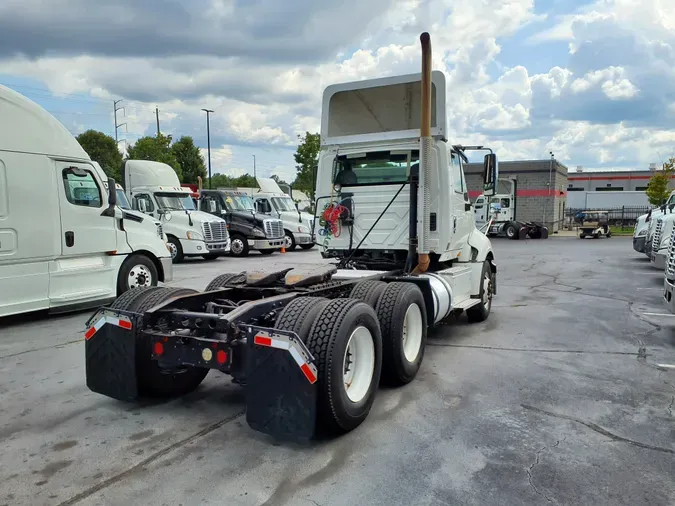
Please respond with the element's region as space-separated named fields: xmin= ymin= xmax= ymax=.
xmin=198 ymin=189 xmax=284 ymax=256
xmin=0 ymin=85 xmax=172 ymax=317
xmin=251 ymin=178 xmax=315 ymax=251
xmin=123 ymin=160 xmax=230 ymax=263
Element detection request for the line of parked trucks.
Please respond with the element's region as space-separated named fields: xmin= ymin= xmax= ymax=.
xmin=631 ymin=192 xmax=675 ymax=313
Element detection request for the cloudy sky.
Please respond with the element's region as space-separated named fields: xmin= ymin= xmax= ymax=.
xmin=1 ymin=0 xmax=674 ymax=182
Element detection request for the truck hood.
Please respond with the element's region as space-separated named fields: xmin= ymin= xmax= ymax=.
xmin=229 ymin=209 xmax=273 ymax=226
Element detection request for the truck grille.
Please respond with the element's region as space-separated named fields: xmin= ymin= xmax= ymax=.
xmin=667 ymin=228 xmax=675 ymax=278
xmin=202 ymin=221 xmax=228 ymax=242
xmin=264 ymin=219 xmax=284 ymax=239
xmin=652 ymin=218 xmax=664 ymax=252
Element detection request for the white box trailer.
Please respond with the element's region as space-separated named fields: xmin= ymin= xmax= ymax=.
xmin=567 ymin=190 xmax=649 ymax=209
xmin=0 ymin=85 xmax=173 ymax=318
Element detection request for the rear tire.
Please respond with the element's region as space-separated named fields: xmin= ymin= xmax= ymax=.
xmin=505 ymin=223 xmax=518 ymax=240
xmin=467 ymin=260 xmax=493 ymax=323
xmin=205 ymin=272 xmax=246 ymax=291
xmin=129 ymin=287 xmax=209 ymax=397
xmin=375 ymin=282 xmax=427 ymax=386
xmin=349 ymin=280 xmax=387 ymax=308
xmin=305 ymin=299 xmax=383 ymax=434
xmin=275 ymin=297 xmax=330 ymax=341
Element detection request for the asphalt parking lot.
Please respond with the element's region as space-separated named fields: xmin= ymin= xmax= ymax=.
xmin=1 ymin=238 xmax=674 ymax=506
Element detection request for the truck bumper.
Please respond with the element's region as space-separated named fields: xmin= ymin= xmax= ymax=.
xmin=664 ymin=277 xmax=675 ymax=314
xmin=160 ymin=256 xmax=173 ymax=282
xmin=651 ymin=249 xmax=667 ymax=270
xmin=295 ymin=233 xmax=314 ymax=245
xmin=633 ymin=235 xmax=647 ymax=253
xmin=206 ymin=239 xmax=230 ymax=254
xmin=250 ymin=238 xmax=284 ymax=250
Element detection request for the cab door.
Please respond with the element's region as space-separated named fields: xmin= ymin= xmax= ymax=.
xmin=50 ymin=162 xmax=118 ymax=304
xmin=474 ymin=196 xmax=487 ymax=225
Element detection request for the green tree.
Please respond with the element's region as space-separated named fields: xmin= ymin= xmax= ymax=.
xmin=208 ymin=173 xmax=259 ymax=189
xmin=646 ymin=158 xmax=675 ymax=206
xmin=292 ymin=132 xmax=320 ymax=200
xmin=271 ymin=174 xmax=288 ymax=186
xmin=126 ymin=134 xmax=182 ymax=181
xmin=76 ymin=130 xmax=123 ymax=181
xmin=171 ymin=136 xmax=207 ymax=184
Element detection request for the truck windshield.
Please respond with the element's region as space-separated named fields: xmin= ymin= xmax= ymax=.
xmin=272 ymin=197 xmax=296 ymax=212
xmin=224 ymin=194 xmax=255 ymax=211
xmin=333 ymin=150 xmax=418 ymax=186
xmin=116 ymin=189 xmax=131 ymax=210
xmin=155 ymin=192 xmax=196 ymax=211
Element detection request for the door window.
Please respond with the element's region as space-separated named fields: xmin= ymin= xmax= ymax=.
xmin=475 ymin=197 xmax=485 ymax=209
xmin=451 ymin=153 xmax=464 ymax=194
xmin=256 ymin=199 xmax=272 ymax=214
xmin=62 ymin=167 xmax=102 ymax=208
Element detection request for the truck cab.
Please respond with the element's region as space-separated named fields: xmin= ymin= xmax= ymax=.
xmin=0 ymin=85 xmax=173 ymax=317
xmin=634 ymin=191 xmax=675 ymax=255
xmin=122 ymin=160 xmax=230 ymax=262
xmin=198 ymin=189 xmax=284 ymax=256
xmin=251 ymin=177 xmax=315 ymax=251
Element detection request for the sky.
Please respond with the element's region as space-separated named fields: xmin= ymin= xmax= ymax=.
xmin=2 ymin=0 xmax=675 ymax=182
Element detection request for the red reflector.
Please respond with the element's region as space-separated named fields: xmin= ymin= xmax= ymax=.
xmin=216 ymin=350 xmax=227 ymax=364
xmin=84 ymin=327 xmax=96 ymax=340
xmin=254 ymin=335 xmax=272 ymax=347
xmin=154 ymin=342 xmax=164 ymax=356
xmin=300 ymin=363 xmax=317 ymax=384
xmin=211 ymin=342 xmax=218 ymax=349
xmin=118 ymin=319 xmax=132 ymax=330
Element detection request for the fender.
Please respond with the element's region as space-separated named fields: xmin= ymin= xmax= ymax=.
xmin=468 ymin=228 xmax=493 ymax=263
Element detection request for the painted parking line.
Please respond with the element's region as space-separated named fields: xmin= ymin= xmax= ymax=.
xmin=643 ymin=312 xmax=675 ymax=317
xmin=656 ymin=364 xmax=675 ymax=369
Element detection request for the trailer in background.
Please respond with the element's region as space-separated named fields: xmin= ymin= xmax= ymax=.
xmin=566 ymin=190 xmax=649 ymax=209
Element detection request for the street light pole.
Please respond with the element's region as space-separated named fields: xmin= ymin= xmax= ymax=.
xmin=253 ymin=155 xmax=256 ymax=180
xmin=202 ymin=109 xmax=214 ymax=189
xmin=545 ymin=151 xmax=554 ymax=227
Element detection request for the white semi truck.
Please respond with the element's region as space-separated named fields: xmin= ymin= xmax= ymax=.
xmin=122 ymin=160 xmax=230 ymax=262
xmin=0 ymin=85 xmax=173 ymax=318
xmin=473 ymin=176 xmax=548 ymax=240
xmin=251 ymin=177 xmax=316 ymax=250
xmin=633 ymin=191 xmax=675 ymax=255
xmin=83 ymin=32 xmax=498 ymax=440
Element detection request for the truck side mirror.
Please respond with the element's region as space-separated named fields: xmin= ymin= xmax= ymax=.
xmin=137 ymin=199 xmax=147 ymax=213
xmin=208 ymin=200 xmax=217 ymax=213
xmin=101 ymin=177 xmax=117 ymax=217
xmin=482 ymin=153 xmax=498 ymax=197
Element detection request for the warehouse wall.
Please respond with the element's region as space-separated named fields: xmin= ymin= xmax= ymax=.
xmin=465 ymin=159 xmax=568 ymax=232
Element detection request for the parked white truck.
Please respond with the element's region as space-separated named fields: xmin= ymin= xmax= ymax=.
xmin=0 ymin=85 xmax=173 ymax=317
xmin=251 ymin=177 xmax=316 ymax=250
xmin=122 ymin=160 xmax=230 ymax=262
xmin=633 ymin=191 xmax=675 ymax=254
xmin=83 ymin=32 xmax=498 ymax=440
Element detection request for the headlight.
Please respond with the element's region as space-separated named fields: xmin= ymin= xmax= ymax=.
xmin=252 ymin=227 xmax=266 ymax=238
xmin=187 ymin=231 xmax=203 ymax=241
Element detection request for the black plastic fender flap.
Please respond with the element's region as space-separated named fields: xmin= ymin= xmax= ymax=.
xmin=539 ymin=227 xmax=549 ymax=239
xmin=84 ymin=308 xmax=140 ymax=401
xmin=518 ymin=227 xmax=527 ymax=240
xmin=244 ymin=325 xmax=318 ymax=442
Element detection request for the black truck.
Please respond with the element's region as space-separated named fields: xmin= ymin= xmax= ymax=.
xmin=198 ymin=189 xmax=284 ymax=256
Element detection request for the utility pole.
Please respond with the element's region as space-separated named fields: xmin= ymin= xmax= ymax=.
xmin=113 ymin=100 xmax=126 ymax=144
xmin=202 ymin=109 xmax=214 ymax=188
xmin=155 ymin=106 xmax=160 ymax=137
xmin=253 ymin=155 xmax=256 ymax=180
xmin=544 ymin=151 xmax=554 ymax=228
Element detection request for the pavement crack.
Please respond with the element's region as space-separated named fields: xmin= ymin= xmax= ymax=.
xmin=426 ymin=342 xmax=643 ymax=356
xmin=526 ymin=437 xmax=566 ymax=503
xmin=57 ymin=409 xmax=245 ymax=506
xmin=0 ymin=339 xmax=82 ymax=360
xmin=667 ymin=396 xmax=674 ymax=417
xmin=521 ymin=404 xmax=674 ymax=455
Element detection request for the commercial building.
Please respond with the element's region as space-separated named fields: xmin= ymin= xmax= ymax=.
xmin=465 ymin=159 xmax=568 ymax=232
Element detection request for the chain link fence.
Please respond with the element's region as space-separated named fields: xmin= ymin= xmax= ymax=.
xmin=564 ymin=206 xmax=651 ymax=231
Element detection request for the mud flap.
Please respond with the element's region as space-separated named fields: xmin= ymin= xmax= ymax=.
xmin=244 ymin=326 xmax=318 ymax=441
xmin=84 ymin=309 xmax=140 ymax=401
xmin=518 ymin=227 xmax=527 ymax=240
xmin=539 ymin=227 xmax=549 ymax=239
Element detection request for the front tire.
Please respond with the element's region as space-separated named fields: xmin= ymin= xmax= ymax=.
xmin=259 ymin=249 xmax=276 ymax=255
xmin=305 ymin=299 xmax=383 ymax=434
xmin=117 ymin=254 xmax=159 ymax=295
xmin=467 ymin=260 xmax=494 ymax=323
xmin=283 ymin=231 xmax=297 ymax=251
xmin=202 ymin=253 xmax=220 ymax=261
xmin=167 ymin=235 xmax=184 ymax=263
xmin=299 ymin=243 xmax=315 ymax=250
xmin=375 ymin=282 xmax=427 ymax=386
xmin=229 ymin=233 xmax=249 ymax=257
